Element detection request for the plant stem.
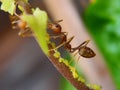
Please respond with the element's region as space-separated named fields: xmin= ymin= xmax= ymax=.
xmin=16 ymin=1 xmax=94 ymax=90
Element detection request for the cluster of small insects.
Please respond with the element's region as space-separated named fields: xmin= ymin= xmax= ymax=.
xmin=10 ymin=1 xmax=95 ymax=61
xmin=10 ymin=14 xmax=96 ymax=60
xmin=47 ymin=20 xmax=96 ymax=60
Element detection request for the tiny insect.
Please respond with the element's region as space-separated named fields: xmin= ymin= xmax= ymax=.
xmin=72 ymin=40 xmax=96 ymax=60
xmin=48 ymin=20 xmax=96 ymax=60
xmin=11 ymin=15 xmax=33 ymax=37
xmin=63 ymin=38 xmax=95 ymax=59
xmin=51 ymin=34 xmax=95 ymax=60
xmin=10 ymin=1 xmax=33 ymax=37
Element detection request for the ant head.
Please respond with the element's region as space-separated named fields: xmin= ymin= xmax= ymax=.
xmin=52 ymin=23 xmax=62 ymax=33
xmin=52 ymin=19 xmax=63 ymax=34
xmin=48 ymin=20 xmax=63 ymax=34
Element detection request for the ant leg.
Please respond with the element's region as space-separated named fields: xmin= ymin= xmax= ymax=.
xmin=69 ymin=51 xmax=79 ymax=64
xmin=49 ymin=36 xmax=74 ymax=51
xmin=49 ymin=32 xmax=68 ymax=39
xmin=11 ymin=20 xmax=21 ymax=29
xmin=18 ymin=28 xmax=33 ymax=37
xmin=50 ymin=32 xmax=67 ymax=39
xmin=50 ymin=35 xmax=62 ymax=39
xmin=48 ymin=19 xmax=63 ymax=24
xmin=69 ymin=59 xmax=73 ymax=64
xmin=72 ymin=40 xmax=90 ymax=51
xmin=13 ymin=2 xmax=21 ymax=17
xmin=59 ymin=32 xmax=68 ymax=44
xmin=74 ymin=56 xmax=80 ymax=69
xmin=48 ymin=19 xmax=63 ymax=29
xmin=55 ymin=19 xmax=63 ymax=23
xmin=84 ymin=40 xmax=90 ymax=46
xmin=77 ymin=55 xmax=81 ymax=62
xmin=62 ymin=32 xmax=68 ymax=37
xmin=12 ymin=20 xmax=20 ymax=24
xmin=80 ymin=40 xmax=90 ymax=47
xmin=73 ymin=51 xmax=79 ymax=57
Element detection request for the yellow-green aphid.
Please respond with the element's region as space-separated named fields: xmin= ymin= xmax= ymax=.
xmin=69 ymin=66 xmax=79 ymax=78
xmin=53 ymin=51 xmax=61 ymax=58
xmin=87 ymin=84 xmax=101 ymax=90
xmin=78 ymin=76 xmax=85 ymax=83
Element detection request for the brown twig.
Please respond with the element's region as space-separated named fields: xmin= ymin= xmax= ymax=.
xmin=48 ymin=49 xmax=93 ymax=90
xmin=47 ymin=43 xmax=93 ymax=90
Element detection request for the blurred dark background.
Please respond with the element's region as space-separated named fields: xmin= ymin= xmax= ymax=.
xmin=0 ymin=1 xmax=61 ymax=90
xmin=0 ymin=0 xmax=117 ymax=90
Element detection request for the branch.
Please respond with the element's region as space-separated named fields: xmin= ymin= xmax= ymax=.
xmin=48 ymin=45 xmax=93 ymax=90
xmin=18 ymin=2 xmax=94 ymax=89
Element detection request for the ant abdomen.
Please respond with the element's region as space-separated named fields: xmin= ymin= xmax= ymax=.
xmin=78 ymin=46 xmax=96 ymax=58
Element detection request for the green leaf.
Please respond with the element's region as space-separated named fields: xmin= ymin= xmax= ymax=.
xmin=22 ymin=0 xmax=28 ymax=3
xmin=0 ymin=0 xmax=16 ymax=15
xmin=84 ymin=0 xmax=120 ymax=89
xmin=22 ymin=8 xmax=49 ymax=55
xmin=60 ymin=77 xmax=76 ymax=90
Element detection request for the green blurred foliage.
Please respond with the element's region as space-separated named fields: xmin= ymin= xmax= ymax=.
xmin=60 ymin=77 xmax=75 ymax=90
xmin=0 ymin=0 xmax=15 ymax=15
xmin=84 ymin=0 xmax=120 ymax=89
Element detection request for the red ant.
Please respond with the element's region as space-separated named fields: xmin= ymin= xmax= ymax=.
xmin=71 ymin=40 xmax=96 ymax=60
xmin=48 ymin=20 xmax=96 ymax=59
xmin=10 ymin=15 xmax=33 ymax=37
xmin=11 ymin=10 xmax=96 ymax=59
xmin=10 ymin=2 xmax=33 ymax=37
xmin=48 ymin=20 xmax=68 ymax=44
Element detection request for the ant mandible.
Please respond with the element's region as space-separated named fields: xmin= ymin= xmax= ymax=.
xmin=48 ymin=20 xmax=96 ymax=60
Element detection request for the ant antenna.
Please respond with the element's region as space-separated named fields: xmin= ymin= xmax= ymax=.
xmin=55 ymin=19 xmax=63 ymax=23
